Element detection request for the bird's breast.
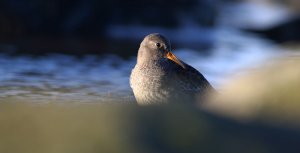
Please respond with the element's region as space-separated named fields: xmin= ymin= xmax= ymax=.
xmin=130 ymin=64 xmax=173 ymax=104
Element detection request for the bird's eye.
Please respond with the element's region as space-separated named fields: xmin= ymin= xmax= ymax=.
xmin=155 ymin=43 xmax=161 ymax=48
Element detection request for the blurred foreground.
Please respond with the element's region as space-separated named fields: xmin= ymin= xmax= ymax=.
xmin=204 ymin=56 xmax=300 ymax=128
xmin=1 ymin=103 xmax=300 ymax=153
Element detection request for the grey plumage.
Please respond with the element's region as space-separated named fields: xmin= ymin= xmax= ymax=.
xmin=130 ymin=33 xmax=214 ymax=105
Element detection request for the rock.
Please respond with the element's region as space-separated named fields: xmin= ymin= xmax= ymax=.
xmin=204 ymin=56 xmax=300 ymax=127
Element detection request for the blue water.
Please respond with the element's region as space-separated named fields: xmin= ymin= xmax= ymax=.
xmin=0 ymin=28 xmax=281 ymax=103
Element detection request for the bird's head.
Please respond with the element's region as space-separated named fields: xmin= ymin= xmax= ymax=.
xmin=138 ymin=33 xmax=186 ymax=69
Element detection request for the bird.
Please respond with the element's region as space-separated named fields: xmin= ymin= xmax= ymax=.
xmin=130 ymin=33 xmax=215 ymax=105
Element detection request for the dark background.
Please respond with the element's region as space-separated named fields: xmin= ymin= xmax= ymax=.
xmin=0 ymin=0 xmax=299 ymax=56
xmin=0 ymin=0 xmax=218 ymax=56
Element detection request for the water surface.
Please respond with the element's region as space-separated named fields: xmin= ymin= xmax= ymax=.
xmin=0 ymin=28 xmax=282 ymax=103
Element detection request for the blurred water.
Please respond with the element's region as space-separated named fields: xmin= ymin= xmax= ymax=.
xmin=1 ymin=0 xmax=290 ymax=103
xmin=0 ymin=28 xmax=282 ymax=103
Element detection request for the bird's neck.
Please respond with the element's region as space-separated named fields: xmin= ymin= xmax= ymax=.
xmin=137 ymin=59 xmax=161 ymax=68
xmin=137 ymin=47 xmax=161 ymax=65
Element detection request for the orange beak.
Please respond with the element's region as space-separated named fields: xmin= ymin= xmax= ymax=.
xmin=165 ymin=51 xmax=186 ymax=69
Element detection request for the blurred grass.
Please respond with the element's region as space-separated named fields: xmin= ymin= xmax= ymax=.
xmin=0 ymin=102 xmax=300 ymax=153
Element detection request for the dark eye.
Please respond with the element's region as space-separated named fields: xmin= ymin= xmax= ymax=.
xmin=155 ymin=42 xmax=161 ymax=48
